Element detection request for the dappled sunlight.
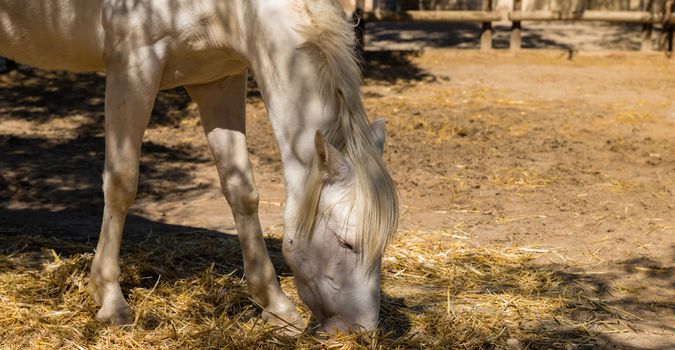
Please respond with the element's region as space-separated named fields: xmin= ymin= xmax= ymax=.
xmin=1 ymin=30 xmax=674 ymax=348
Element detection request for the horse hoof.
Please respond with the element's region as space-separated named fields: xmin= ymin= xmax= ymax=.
xmin=95 ymin=302 xmax=133 ymax=326
xmin=262 ymin=305 xmax=305 ymax=335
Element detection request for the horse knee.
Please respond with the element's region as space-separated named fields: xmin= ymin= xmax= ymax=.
xmin=102 ymin=168 xmax=138 ymax=211
xmin=223 ymin=181 xmax=259 ymax=216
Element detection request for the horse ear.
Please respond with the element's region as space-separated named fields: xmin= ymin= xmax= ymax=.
xmin=370 ymin=118 xmax=386 ymax=156
xmin=314 ymin=131 xmax=350 ymax=180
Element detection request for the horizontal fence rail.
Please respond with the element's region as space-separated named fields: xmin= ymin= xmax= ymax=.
xmin=509 ymin=10 xmax=674 ymax=23
xmin=401 ymin=10 xmax=502 ymax=22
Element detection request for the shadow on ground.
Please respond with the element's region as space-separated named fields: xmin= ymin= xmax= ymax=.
xmin=364 ymin=49 xmax=435 ymax=83
xmin=0 ymin=68 xmax=212 ymax=214
xmin=537 ymin=262 xmax=674 ymax=349
xmin=366 ymin=21 xmax=644 ymax=51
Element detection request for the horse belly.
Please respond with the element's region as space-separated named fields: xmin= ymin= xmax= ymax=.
xmin=159 ymin=50 xmax=248 ymax=90
xmin=0 ymin=0 xmax=105 ymax=71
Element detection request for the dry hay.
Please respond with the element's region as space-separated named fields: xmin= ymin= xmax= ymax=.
xmin=0 ymin=227 xmax=635 ymax=349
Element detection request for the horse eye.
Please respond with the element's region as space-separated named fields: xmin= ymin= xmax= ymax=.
xmin=339 ymin=239 xmax=354 ymax=251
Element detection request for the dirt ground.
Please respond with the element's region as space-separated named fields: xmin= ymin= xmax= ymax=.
xmin=1 ymin=30 xmax=674 ymax=349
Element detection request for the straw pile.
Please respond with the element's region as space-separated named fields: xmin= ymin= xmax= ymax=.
xmin=0 ymin=227 xmax=631 ymax=349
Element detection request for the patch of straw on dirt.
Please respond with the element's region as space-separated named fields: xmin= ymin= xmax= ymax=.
xmin=489 ymin=167 xmax=558 ymax=191
xmin=0 ymin=228 xmax=634 ymax=349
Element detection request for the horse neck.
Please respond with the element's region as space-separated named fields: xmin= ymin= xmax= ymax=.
xmin=261 ymin=83 xmax=337 ymax=239
xmin=255 ymin=56 xmax=338 ymax=204
xmin=246 ymin=13 xmax=341 ymax=205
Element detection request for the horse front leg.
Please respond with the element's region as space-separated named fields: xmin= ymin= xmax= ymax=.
xmin=185 ymin=73 xmax=305 ymax=333
xmin=89 ymin=48 xmax=163 ymax=325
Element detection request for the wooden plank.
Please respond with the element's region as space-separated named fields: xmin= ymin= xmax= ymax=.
xmin=508 ymin=10 xmax=559 ymax=21
xmin=403 ymin=10 xmax=502 ymax=22
xmin=580 ymin=10 xmax=654 ymax=23
xmin=509 ymin=10 xmax=656 ymax=23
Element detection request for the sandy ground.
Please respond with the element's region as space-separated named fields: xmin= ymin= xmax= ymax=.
xmin=1 ymin=24 xmax=674 ymax=349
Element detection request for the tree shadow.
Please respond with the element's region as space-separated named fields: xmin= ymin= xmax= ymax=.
xmin=521 ymin=256 xmax=675 ymax=349
xmin=363 ymin=49 xmax=435 ymax=84
xmin=0 ymin=211 xmax=291 ymax=281
xmin=366 ymin=21 xmax=645 ymax=51
xmin=515 ymin=22 xmax=643 ymax=51
xmin=379 ymin=295 xmax=416 ymax=339
xmin=620 ymin=256 xmax=674 ymax=283
xmin=0 ymin=67 xmax=212 ymax=212
xmin=0 ymin=67 xmax=199 ymax=128
xmin=367 ymin=22 xmax=482 ymax=49
xmin=360 ymin=20 xmax=648 ymax=87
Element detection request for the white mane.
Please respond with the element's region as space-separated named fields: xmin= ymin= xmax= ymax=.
xmin=295 ymin=0 xmax=399 ymax=272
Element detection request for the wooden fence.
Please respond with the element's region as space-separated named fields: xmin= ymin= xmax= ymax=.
xmin=360 ymin=1 xmax=675 ymax=51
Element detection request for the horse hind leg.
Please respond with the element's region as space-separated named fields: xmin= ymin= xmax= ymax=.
xmin=185 ymin=73 xmax=305 ymax=333
xmin=89 ymin=48 xmax=163 ymax=325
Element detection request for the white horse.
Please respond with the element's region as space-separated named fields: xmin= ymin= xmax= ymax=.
xmin=0 ymin=0 xmax=398 ymax=334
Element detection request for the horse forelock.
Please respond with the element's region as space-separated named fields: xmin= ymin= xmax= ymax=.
xmin=295 ymin=0 xmax=399 ymax=273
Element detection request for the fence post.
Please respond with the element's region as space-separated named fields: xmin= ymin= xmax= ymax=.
xmin=641 ymin=0 xmax=654 ymax=51
xmin=662 ymin=0 xmax=674 ymax=51
xmin=511 ymin=0 xmax=522 ymax=50
xmin=669 ymin=0 xmax=675 ymax=52
xmin=481 ymin=0 xmax=493 ymax=50
xmin=641 ymin=23 xmax=652 ymax=51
